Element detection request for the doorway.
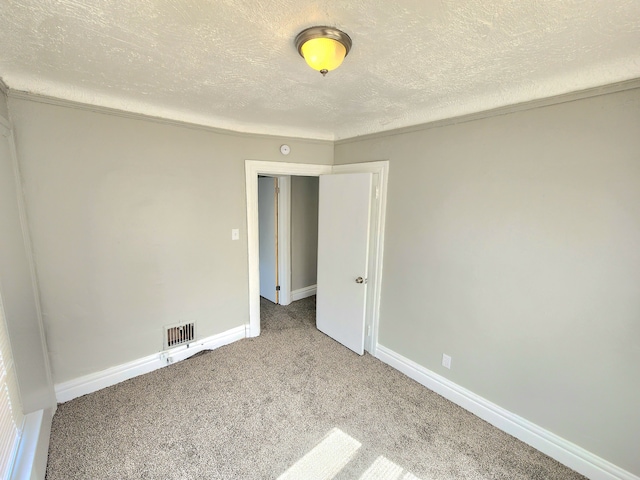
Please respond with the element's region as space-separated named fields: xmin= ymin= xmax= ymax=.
xmin=245 ymin=160 xmax=389 ymax=355
xmin=258 ymin=175 xmax=320 ymax=307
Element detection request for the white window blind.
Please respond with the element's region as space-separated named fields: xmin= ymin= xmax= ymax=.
xmin=0 ymin=293 xmax=22 ymax=479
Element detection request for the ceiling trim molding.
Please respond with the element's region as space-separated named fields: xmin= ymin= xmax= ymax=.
xmin=336 ymin=77 xmax=640 ymax=145
xmin=5 ymin=89 xmax=334 ymax=145
xmin=5 ymin=77 xmax=639 ymax=145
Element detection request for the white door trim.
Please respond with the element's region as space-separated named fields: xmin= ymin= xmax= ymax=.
xmin=245 ymin=161 xmax=332 ymax=337
xmin=277 ymin=176 xmax=292 ymax=306
xmin=245 ymin=160 xmax=389 ymax=351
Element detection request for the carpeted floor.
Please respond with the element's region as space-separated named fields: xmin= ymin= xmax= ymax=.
xmin=45 ymin=296 xmax=585 ymax=479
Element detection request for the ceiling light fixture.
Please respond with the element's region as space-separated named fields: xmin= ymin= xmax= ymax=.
xmin=295 ymin=26 xmax=352 ymax=76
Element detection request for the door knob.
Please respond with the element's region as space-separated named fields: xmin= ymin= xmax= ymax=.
xmin=355 ymin=277 xmax=365 ymax=284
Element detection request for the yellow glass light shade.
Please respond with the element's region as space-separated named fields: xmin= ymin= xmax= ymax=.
xmin=295 ymin=26 xmax=352 ymax=76
xmin=300 ymin=37 xmax=347 ymax=74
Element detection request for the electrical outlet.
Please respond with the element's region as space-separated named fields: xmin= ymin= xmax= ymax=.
xmin=442 ymin=353 xmax=452 ymax=369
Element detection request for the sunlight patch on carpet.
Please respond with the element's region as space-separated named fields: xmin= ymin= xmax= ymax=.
xmin=358 ymin=456 xmax=422 ymax=480
xmin=277 ymin=428 xmax=361 ymax=480
xmin=278 ymin=428 xmax=422 ymax=480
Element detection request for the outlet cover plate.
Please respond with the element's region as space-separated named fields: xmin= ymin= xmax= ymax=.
xmin=442 ymin=354 xmax=452 ymax=369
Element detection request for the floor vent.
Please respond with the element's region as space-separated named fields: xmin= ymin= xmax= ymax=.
xmin=164 ymin=322 xmax=196 ymax=349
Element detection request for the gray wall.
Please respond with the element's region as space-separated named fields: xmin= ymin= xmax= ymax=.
xmin=9 ymin=97 xmax=332 ymax=385
xmin=291 ymin=176 xmax=319 ymax=291
xmin=0 ymin=87 xmax=8 ymax=119
xmin=0 ymin=92 xmax=54 ymax=413
xmin=334 ymin=88 xmax=640 ymax=475
xmin=6 ymin=85 xmax=639 ymax=475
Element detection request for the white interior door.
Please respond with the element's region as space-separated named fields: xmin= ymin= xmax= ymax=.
xmin=316 ymin=172 xmax=373 ymax=355
xmin=258 ymin=177 xmax=278 ymax=303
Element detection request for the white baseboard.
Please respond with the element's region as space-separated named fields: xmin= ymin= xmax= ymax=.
xmin=291 ymin=284 xmax=317 ymax=302
xmin=55 ymin=325 xmax=246 ymax=403
xmin=376 ymin=345 xmax=638 ymax=480
xmin=245 ymin=324 xmax=257 ymax=338
xmin=278 ymin=290 xmax=292 ymax=306
xmin=11 ymin=407 xmax=53 ymax=480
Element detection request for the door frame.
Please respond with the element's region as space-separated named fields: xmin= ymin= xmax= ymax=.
xmin=245 ymin=160 xmax=389 ymax=355
xmin=276 ymin=176 xmax=291 ymax=305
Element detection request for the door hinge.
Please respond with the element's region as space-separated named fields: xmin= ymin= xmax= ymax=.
xmin=367 ymin=325 xmax=372 ymax=336
xmin=375 ymin=186 xmax=380 ymax=199
xmin=276 ymin=285 xmax=281 ymax=291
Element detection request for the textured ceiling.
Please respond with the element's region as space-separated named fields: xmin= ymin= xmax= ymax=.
xmin=1 ymin=0 xmax=639 ymax=140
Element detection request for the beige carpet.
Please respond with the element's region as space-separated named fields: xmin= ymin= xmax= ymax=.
xmin=46 ymin=296 xmax=585 ymax=479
